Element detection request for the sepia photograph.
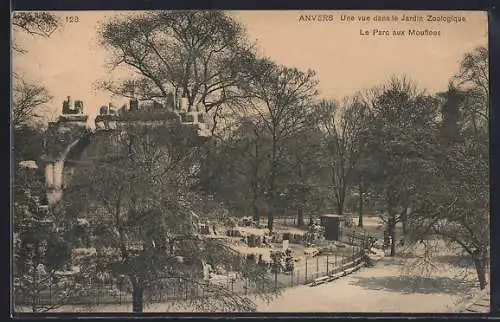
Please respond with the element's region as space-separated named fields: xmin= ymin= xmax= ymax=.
xmin=11 ymin=10 xmax=489 ymax=314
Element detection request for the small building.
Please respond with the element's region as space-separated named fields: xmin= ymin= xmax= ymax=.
xmin=320 ymin=214 xmax=342 ymax=241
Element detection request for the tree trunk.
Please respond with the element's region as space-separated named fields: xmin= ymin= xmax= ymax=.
xmin=401 ymin=209 xmax=408 ymax=237
xmin=266 ymin=131 xmax=279 ymax=234
xmin=252 ymin=140 xmax=260 ymax=224
xmin=267 ymin=189 xmax=275 ymax=232
xmin=267 ymin=207 xmax=274 ymax=232
xmin=131 ymin=279 xmax=144 ymax=313
xmin=358 ymin=183 xmax=364 ymax=228
xmin=31 ymin=241 xmax=41 ymax=312
xmin=473 ymin=254 xmax=488 ymax=290
xmin=297 ymin=206 xmax=304 ymax=227
xmin=337 ymin=204 xmax=344 ymax=217
xmin=386 ymin=192 xmax=397 ymax=257
xmin=389 ymin=217 xmax=396 ymax=257
xmin=252 ymin=201 xmax=260 ymax=224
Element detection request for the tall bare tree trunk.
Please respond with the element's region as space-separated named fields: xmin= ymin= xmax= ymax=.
xmin=131 ymin=276 xmax=144 ymax=313
xmin=388 ymin=216 xmax=396 ymax=257
xmin=252 ymin=140 xmax=260 ymax=224
xmin=386 ymin=194 xmax=397 ymax=257
xmin=473 ymin=251 xmax=488 ymax=290
xmin=267 ymin=198 xmax=274 ymax=232
xmin=385 ymin=190 xmax=398 ymax=257
xmin=358 ymin=183 xmax=364 ymax=228
xmin=267 ymin=186 xmax=274 ymax=232
xmin=252 ymin=201 xmax=260 ymax=224
xmin=389 ymin=214 xmax=396 ymax=257
xmin=268 ymin=137 xmax=277 ymax=233
xmin=337 ymin=203 xmax=344 ymax=217
xmin=401 ymin=209 xmax=408 ymax=237
xmin=297 ymin=206 xmax=304 ymax=227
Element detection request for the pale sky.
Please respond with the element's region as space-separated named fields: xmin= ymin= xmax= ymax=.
xmin=12 ymin=10 xmax=488 ymax=127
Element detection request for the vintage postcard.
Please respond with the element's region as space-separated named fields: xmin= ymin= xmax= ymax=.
xmin=12 ymin=10 xmax=489 ymax=314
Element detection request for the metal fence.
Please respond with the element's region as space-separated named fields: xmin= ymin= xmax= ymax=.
xmin=15 ymin=229 xmax=372 ymax=308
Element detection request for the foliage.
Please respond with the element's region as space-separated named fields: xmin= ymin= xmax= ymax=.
xmin=237 ymin=58 xmax=319 ymax=231
xmin=198 ymin=117 xmax=272 ymax=219
xmin=13 ymin=125 xmax=45 ymax=163
xmin=12 ymin=77 xmax=52 ymax=131
xmin=360 ymin=76 xmax=441 ymax=255
xmin=402 ymin=47 xmax=489 ymax=289
xmin=13 ymin=164 xmax=81 ymax=312
xmin=97 ymin=10 xmax=254 ymax=130
xmin=60 ymin=123 xmax=277 ymax=312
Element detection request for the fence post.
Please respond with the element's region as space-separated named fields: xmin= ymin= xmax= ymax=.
xmin=334 ymin=253 xmax=337 ymax=272
xmin=96 ymin=284 xmax=100 ymax=306
xmin=291 ymin=270 xmax=294 ymax=287
xmin=305 ymin=257 xmax=308 ymax=283
xmin=297 ymin=270 xmax=300 ymax=285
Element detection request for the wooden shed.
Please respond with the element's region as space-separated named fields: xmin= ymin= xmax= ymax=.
xmin=320 ymin=214 xmax=342 ymax=241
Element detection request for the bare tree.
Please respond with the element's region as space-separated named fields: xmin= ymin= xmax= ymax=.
xmin=12 ymin=13 xmax=74 ymax=312
xmin=12 ymin=11 xmax=60 ymax=150
xmin=199 ymin=116 xmax=271 ymax=223
xmin=61 ymin=122 xmax=276 ymax=312
xmin=12 ymin=77 xmax=52 ymax=130
xmin=455 ymin=46 xmax=488 ymax=99
xmin=97 ymin=10 xmax=255 ymax=135
xmin=362 ymin=76 xmax=440 ymax=256
xmin=12 ymin=12 xmax=61 ymax=54
xmin=280 ymin=127 xmax=326 ymax=227
xmin=453 ymin=46 xmax=488 ymax=138
xmin=317 ymin=97 xmax=370 ymax=222
xmin=13 ymin=163 xmax=89 ymax=312
xmin=405 ymin=134 xmax=489 ymax=289
xmin=404 ymin=47 xmax=490 ymax=290
xmin=238 ymin=58 xmax=318 ymax=232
